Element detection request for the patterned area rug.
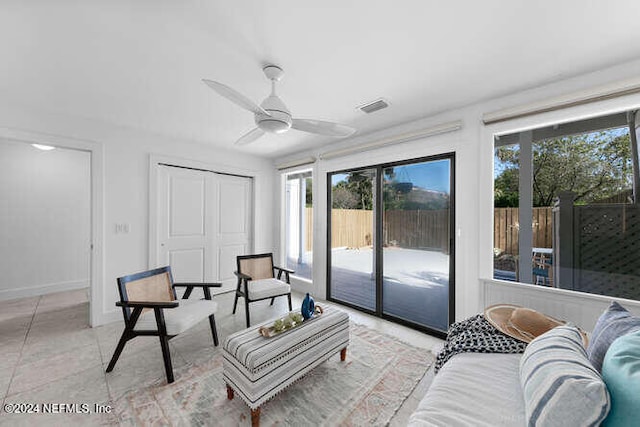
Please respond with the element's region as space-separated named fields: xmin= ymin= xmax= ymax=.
xmin=115 ymin=323 xmax=434 ymax=426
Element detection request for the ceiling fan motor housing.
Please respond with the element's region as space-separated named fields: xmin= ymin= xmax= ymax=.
xmin=257 ymin=94 xmax=292 ymax=133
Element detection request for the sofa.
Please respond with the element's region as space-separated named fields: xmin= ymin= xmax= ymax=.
xmin=408 ymin=302 xmax=640 ymax=427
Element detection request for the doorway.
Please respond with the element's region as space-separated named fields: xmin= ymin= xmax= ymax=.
xmin=0 ymin=136 xmax=94 ymax=323
xmin=327 ymin=154 xmax=455 ymax=336
xmin=154 ymin=164 xmax=253 ymax=294
xmin=284 ymin=170 xmax=313 ymax=280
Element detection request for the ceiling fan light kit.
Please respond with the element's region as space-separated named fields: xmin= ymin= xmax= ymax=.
xmin=203 ymin=64 xmax=356 ymax=145
xmin=256 ymin=93 xmax=292 ymax=134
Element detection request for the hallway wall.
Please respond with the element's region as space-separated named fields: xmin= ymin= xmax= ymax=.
xmin=0 ymin=139 xmax=90 ymax=299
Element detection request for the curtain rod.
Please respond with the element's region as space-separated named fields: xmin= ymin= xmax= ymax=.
xmin=276 ymin=156 xmax=317 ymax=171
xmin=483 ymin=76 xmax=640 ymax=125
xmin=318 ymin=120 xmax=463 ymax=160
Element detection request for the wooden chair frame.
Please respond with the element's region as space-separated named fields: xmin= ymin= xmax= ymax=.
xmin=233 ymin=253 xmax=294 ymax=327
xmin=106 ymin=266 xmax=221 ymax=383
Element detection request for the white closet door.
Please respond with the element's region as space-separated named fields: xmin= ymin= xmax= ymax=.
xmin=215 ymin=174 xmax=253 ymax=292
xmin=158 ymin=165 xmax=216 ymax=288
xmin=156 ymin=165 xmax=252 ymax=294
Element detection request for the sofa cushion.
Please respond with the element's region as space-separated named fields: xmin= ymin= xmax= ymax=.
xmin=134 ymin=298 xmax=218 ymax=336
xmin=409 ymin=353 xmax=525 ymax=426
xmin=520 ymin=325 xmax=610 ymax=427
xmin=601 ymin=330 xmax=640 ymax=427
xmin=247 ymin=278 xmax=290 ymax=300
xmin=587 ymin=301 xmax=640 ymax=372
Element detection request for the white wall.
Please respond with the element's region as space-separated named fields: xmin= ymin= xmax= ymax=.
xmin=4 ymin=56 xmax=640 ymax=328
xmin=275 ymin=58 xmax=640 ymax=324
xmin=0 ymin=139 xmax=90 ymax=299
xmin=0 ymin=100 xmax=275 ymax=326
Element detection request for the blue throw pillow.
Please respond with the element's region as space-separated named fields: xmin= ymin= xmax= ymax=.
xmin=520 ymin=325 xmax=610 ymax=427
xmin=602 ymin=330 xmax=640 ymax=427
xmin=587 ymin=301 xmax=640 ymax=372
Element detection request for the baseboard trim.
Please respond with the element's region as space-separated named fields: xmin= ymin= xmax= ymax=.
xmin=93 ymin=309 xmax=123 ymax=327
xmin=0 ymin=280 xmax=88 ymax=301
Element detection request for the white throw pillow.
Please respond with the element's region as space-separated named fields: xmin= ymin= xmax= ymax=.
xmin=519 ymin=325 xmax=610 ymax=426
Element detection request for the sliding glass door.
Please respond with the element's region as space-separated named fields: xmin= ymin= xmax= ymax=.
xmin=328 ymin=169 xmax=377 ymax=311
xmin=328 ymin=155 xmax=454 ymax=335
xmin=382 ymin=159 xmax=452 ymax=331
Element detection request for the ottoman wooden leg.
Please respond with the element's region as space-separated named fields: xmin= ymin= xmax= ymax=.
xmin=251 ymin=407 xmax=261 ymax=427
xmin=340 ymin=347 xmax=347 ymax=361
xmin=226 ymin=385 xmax=234 ymax=400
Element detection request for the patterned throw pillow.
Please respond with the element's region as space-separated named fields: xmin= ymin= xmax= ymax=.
xmin=588 ymin=301 xmax=640 ymax=372
xmin=601 ymin=330 xmax=640 ymax=427
xmin=520 ymin=325 xmax=610 ymax=427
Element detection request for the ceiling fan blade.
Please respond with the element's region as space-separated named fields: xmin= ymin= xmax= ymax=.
xmin=291 ymin=118 xmax=356 ymax=137
xmin=202 ymin=79 xmax=269 ymax=116
xmin=235 ymin=127 xmax=265 ymax=146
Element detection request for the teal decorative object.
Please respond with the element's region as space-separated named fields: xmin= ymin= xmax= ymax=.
xmin=301 ymin=293 xmax=315 ymax=320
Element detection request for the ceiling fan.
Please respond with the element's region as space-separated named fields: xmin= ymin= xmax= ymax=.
xmin=202 ymin=65 xmax=356 ymax=145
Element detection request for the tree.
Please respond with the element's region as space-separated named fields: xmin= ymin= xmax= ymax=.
xmin=332 ymin=169 xmax=450 ymax=210
xmin=494 ymin=130 xmax=633 ymax=207
xmin=331 ymin=172 xmax=374 ymax=209
xmin=332 ymin=186 xmax=358 ymax=209
xmin=494 ymin=167 xmax=519 ymax=207
xmin=305 ymin=177 xmax=312 ymax=207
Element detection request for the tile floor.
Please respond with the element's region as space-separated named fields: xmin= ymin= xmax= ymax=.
xmin=0 ymin=288 xmax=442 ymax=426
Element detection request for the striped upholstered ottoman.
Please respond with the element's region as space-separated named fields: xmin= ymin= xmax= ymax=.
xmin=223 ymin=306 xmax=349 ymax=426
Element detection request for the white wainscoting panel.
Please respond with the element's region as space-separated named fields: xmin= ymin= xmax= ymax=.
xmin=169 ymin=248 xmax=205 ymax=282
xmin=482 ymin=279 xmax=640 ymax=332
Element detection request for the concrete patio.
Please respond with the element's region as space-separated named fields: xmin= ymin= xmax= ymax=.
xmin=330 ymin=247 xmax=450 ymax=332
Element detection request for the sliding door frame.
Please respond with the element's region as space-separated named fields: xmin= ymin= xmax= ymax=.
xmin=327 ymin=153 xmax=455 ymax=338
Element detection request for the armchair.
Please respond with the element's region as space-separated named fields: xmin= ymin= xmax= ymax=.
xmin=233 ymin=253 xmax=293 ymax=327
xmin=105 ymin=266 xmax=221 ymax=383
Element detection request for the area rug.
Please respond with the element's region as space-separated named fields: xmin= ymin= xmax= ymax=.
xmin=114 ymin=323 xmax=434 ymax=426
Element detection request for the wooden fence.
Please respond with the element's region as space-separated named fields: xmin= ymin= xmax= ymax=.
xmin=305 ymin=207 xmax=313 ymax=251
xmin=305 ymin=207 xmax=552 ymax=254
xmin=383 ymin=209 xmax=450 ymax=252
xmin=552 ymin=194 xmax=640 ymax=299
xmin=328 ymin=209 xmax=374 ymax=249
xmin=494 ymin=207 xmax=553 ymax=254
xmin=307 ymin=208 xmax=450 ymax=251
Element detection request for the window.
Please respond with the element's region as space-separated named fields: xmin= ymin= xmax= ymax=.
xmin=284 ymin=170 xmax=312 ymax=279
xmin=493 ymin=110 xmax=640 ymax=301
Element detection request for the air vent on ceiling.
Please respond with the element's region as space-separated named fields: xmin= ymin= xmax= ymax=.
xmin=358 ymin=98 xmax=389 ymax=114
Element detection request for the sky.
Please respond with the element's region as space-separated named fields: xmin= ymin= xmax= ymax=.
xmin=331 ymin=158 xmax=451 ymax=194
xmin=390 ymin=159 xmax=450 ymax=193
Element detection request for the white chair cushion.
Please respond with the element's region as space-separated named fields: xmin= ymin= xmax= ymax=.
xmin=134 ymin=298 xmax=218 ymax=336
xmin=247 ymin=278 xmax=291 ymax=301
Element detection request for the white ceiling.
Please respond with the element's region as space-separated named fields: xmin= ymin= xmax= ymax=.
xmin=2 ymin=1 xmax=640 ymax=158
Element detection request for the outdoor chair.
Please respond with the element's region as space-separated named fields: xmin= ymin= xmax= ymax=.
xmin=532 ymin=253 xmax=553 ymax=286
xmin=233 ymin=253 xmax=293 ymax=327
xmin=106 ymin=266 xmax=221 ymax=384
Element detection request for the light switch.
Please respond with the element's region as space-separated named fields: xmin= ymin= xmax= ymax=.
xmin=115 ymin=223 xmax=130 ymax=234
